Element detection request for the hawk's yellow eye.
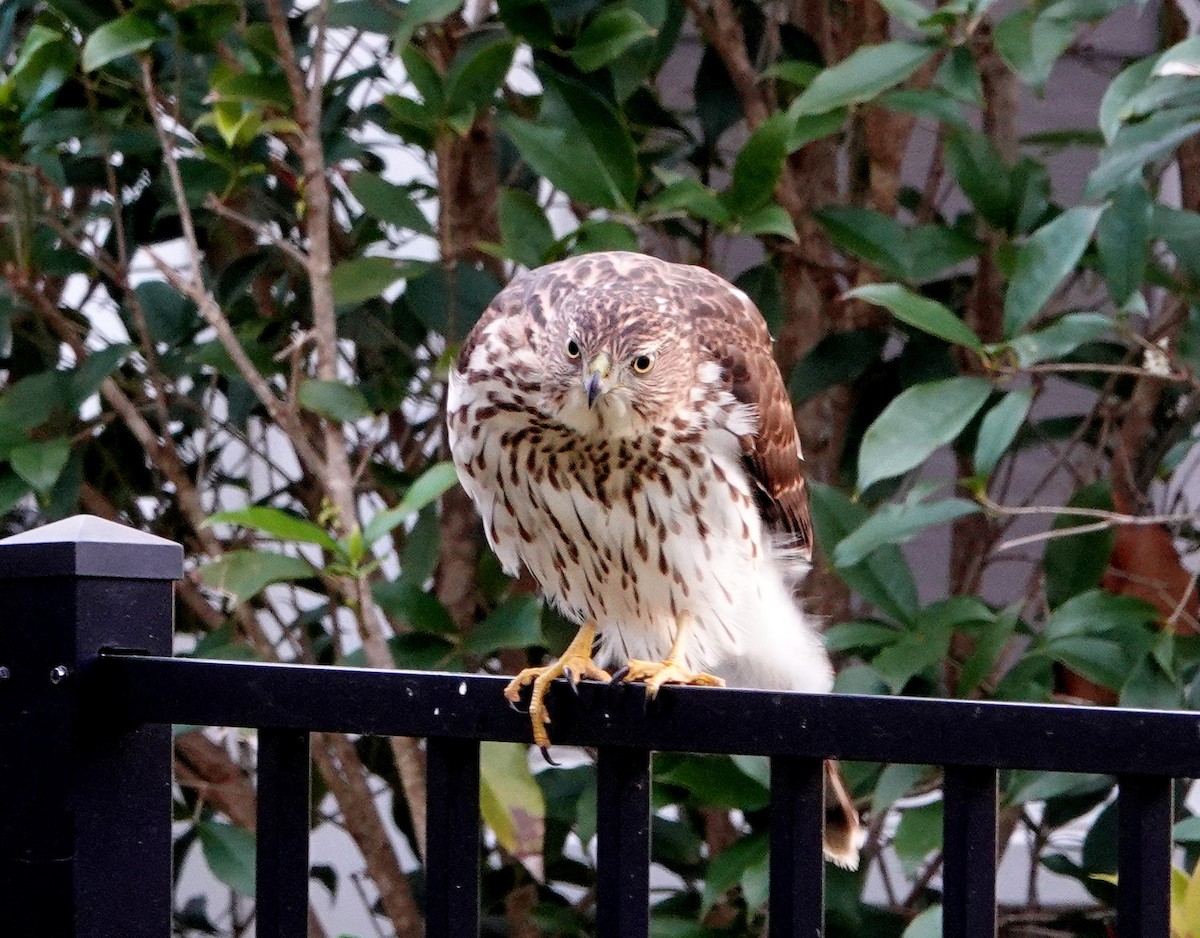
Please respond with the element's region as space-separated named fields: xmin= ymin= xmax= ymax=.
xmin=632 ymin=354 xmax=654 ymax=374
xmin=566 ymin=339 xmax=581 ymax=359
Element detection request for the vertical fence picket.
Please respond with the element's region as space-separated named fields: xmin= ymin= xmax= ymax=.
xmin=942 ymin=765 xmax=998 ymax=938
xmin=1117 ymin=774 xmax=1172 ymax=938
xmin=426 ymin=736 xmax=481 ymax=937
xmin=256 ymin=727 xmax=312 ymax=938
xmin=768 ymin=756 xmax=825 ymax=938
xmin=596 ymin=746 xmax=652 ymax=938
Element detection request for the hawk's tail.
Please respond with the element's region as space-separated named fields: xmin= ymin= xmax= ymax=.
xmin=823 ymin=759 xmax=863 ymax=870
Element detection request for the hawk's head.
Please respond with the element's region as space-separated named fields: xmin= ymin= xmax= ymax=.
xmin=539 ymin=284 xmax=697 ymax=433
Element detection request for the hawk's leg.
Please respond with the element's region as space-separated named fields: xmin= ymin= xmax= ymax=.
xmin=503 ymin=622 xmax=611 ymax=750
xmin=620 ymin=611 xmax=726 ymax=698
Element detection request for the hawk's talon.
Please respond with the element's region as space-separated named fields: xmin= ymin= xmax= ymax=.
xmin=620 ymin=658 xmax=726 ymax=698
xmin=508 ymin=697 xmax=528 ymax=714
xmin=609 ymin=666 xmax=630 ymax=683
xmin=503 ymin=623 xmax=608 ymax=750
xmin=539 ymin=746 xmax=560 ymax=767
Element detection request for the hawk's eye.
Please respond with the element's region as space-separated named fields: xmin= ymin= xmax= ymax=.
xmin=632 ymin=354 xmax=654 ymax=374
xmin=566 ymin=339 xmax=581 ymax=360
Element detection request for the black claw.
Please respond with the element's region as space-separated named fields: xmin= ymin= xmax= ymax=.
xmin=508 ymin=698 xmax=528 ymax=714
xmin=563 ymin=666 xmax=574 ymax=684
xmin=539 ymin=746 xmax=560 ymax=766
xmin=610 ymin=666 xmax=629 ymax=683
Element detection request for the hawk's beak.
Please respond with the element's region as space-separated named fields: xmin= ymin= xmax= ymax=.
xmin=585 ymin=353 xmax=611 ymax=408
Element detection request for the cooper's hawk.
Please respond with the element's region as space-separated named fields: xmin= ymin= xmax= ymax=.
xmin=447 ymin=251 xmax=860 ymax=867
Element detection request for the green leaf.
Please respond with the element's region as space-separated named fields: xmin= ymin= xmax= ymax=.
xmin=1173 ymin=816 xmax=1200 ymax=843
xmin=945 ymin=129 xmax=1011 ymax=229
xmin=348 ymin=173 xmax=434 ymax=234
xmin=936 ymin=46 xmax=981 ymax=103
xmin=879 ymin=88 xmax=969 ymax=128
xmin=823 ymin=620 xmax=900 ymax=653
xmin=10 ymin=438 xmax=71 ymax=494
xmin=874 ymin=0 xmax=935 ymax=31
xmin=1086 ymin=107 xmax=1200 ymax=199
xmin=767 ymin=60 xmax=820 ymax=87
xmin=741 ymin=853 xmax=769 ymax=913
xmin=460 ymin=594 xmax=544 ymax=655
xmin=702 ymin=832 xmax=768 ymax=914
xmin=789 ymin=41 xmax=935 ymax=117
xmin=871 ymin=617 xmax=954 ymax=693
xmin=1003 ymin=205 xmax=1104 ymax=336
xmin=819 ymin=208 xmax=911 ymax=280
xmin=1042 ymin=482 xmax=1115 ymax=610
xmin=1096 ymin=181 xmax=1152 ymax=307
xmin=394 ymin=0 xmax=461 ymax=48
xmin=517 ymin=72 xmax=637 ymax=209
xmin=501 ymin=117 xmax=617 ymax=209
xmin=847 ymin=283 xmax=982 ymax=349
xmin=571 ymin=7 xmax=654 ymax=71
xmin=810 ymin=483 xmax=920 ymax=624
xmin=330 ymin=257 xmax=410 ymax=305
xmin=1046 ymin=635 xmax=1134 ymax=690
xmin=788 ymin=329 xmax=887 ymax=403
xmin=1002 ymin=312 xmax=1112 ymax=367
xmin=893 ymin=801 xmax=943 ymax=875
xmin=570 ymin=219 xmax=640 ymax=254
xmin=787 ymin=108 xmax=848 ymax=150
xmin=498 ymin=188 xmax=556 ymax=267
xmin=993 ymin=7 xmax=1074 ymax=90
xmin=444 ymin=37 xmax=517 ymax=129
xmin=1120 ymin=657 xmax=1182 ymax=710
xmin=327 ymin=0 xmax=405 ymax=34
xmin=479 ymin=742 xmax=544 ymax=871
xmin=82 ymin=13 xmax=164 ymax=71
xmin=199 ymin=550 xmax=315 ymax=603
xmin=1044 ymin=589 xmax=1157 ymax=641
xmin=647 ymin=175 xmax=731 ymax=225
xmin=722 ymin=113 xmax=791 ymax=215
xmin=834 ymin=495 xmax=979 ymax=567
xmin=738 ymin=204 xmax=797 ymax=240
xmin=872 ymin=762 xmax=930 ymax=812
xmin=206 ymin=507 xmax=340 ymax=552
xmin=71 ymin=344 xmax=131 ymax=406
xmin=956 ymin=607 xmax=1019 ymax=696
xmin=1098 ymin=58 xmax=1155 ymax=143
xmin=0 ymin=371 xmax=67 ymax=429
xmin=857 ymin=376 xmax=992 ymax=491
xmin=372 ymin=581 xmax=456 ymax=634
xmin=658 ymin=754 xmax=770 ymax=812
xmin=197 ymin=821 xmax=256 ymax=897
xmin=1008 ymin=769 xmax=1111 ymax=804
xmin=974 ymin=388 xmax=1034 ymax=476
xmin=298 ymin=380 xmax=373 ymax=422
xmin=902 ymin=905 xmax=942 ymax=938
xmin=362 ymin=461 xmax=460 ymax=545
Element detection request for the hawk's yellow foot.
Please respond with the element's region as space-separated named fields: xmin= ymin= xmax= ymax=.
xmin=503 ymin=622 xmax=610 ymax=750
xmin=619 ymin=658 xmax=725 ymax=698
xmin=618 ymin=611 xmax=725 ymax=697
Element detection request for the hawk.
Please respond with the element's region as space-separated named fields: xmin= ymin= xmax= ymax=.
xmin=447 ymin=251 xmax=860 ymax=867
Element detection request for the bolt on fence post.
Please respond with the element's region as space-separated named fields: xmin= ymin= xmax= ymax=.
xmin=0 ymin=515 xmax=181 ymax=938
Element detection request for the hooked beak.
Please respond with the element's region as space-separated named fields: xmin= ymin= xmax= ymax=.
xmin=585 ymin=353 xmax=611 ymax=408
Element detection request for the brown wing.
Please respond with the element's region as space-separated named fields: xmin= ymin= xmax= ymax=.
xmin=682 ymin=266 xmax=815 ymax=561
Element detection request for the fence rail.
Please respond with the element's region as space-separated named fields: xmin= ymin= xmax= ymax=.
xmin=0 ymin=515 xmax=1191 ymax=937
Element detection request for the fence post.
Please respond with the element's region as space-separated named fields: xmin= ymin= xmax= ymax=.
xmin=0 ymin=515 xmax=181 ymax=938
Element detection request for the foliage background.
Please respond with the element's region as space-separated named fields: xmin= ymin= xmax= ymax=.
xmin=4 ymin=0 xmax=1200 ymax=933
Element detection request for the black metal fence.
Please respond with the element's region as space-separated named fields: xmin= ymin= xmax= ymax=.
xmin=0 ymin=515 xmax=1192 ymax=937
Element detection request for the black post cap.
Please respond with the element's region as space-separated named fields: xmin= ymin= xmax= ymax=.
xmin=0 ymin=515 xmax=184 ymax=580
